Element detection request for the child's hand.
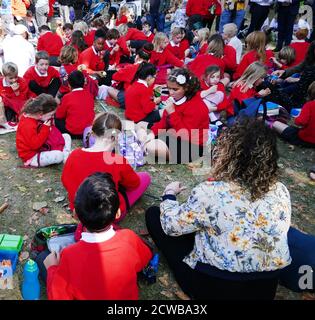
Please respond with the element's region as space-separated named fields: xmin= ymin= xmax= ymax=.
xmin=257 ymin=88 xmax=271 ymax=97
xmin=43 ymin=119 xmax=52 ymax=126
xmin=43 ymin=251 xmax=60 ymax=269
xmin=165 ymin=101 xmax=175 ymax=114
xmin=154 ymin=96 xmax=161 ymax=105
xmin=112 ymin=45 xmax=120 ymax=53
xmin=163 ymin=181 xmax=186 ymax=195
xmin=285 ymin=77 xmax=300 ymax=83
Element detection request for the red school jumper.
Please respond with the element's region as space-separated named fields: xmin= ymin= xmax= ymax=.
xmin=227 ymin=85 xmax=257 ymax=116
xmin=23 ymin=66 xmax=60 ymax=90
xmin=125 ymin=81 xmax=156 ymax=122
xmin=290 ymin=41 xmax=310 ymax=66
xmin=62 ymin=149 xmax=140 ymax=212
xmin=125 ymin=28 xmax=148 ymax=41
xmin=16 ymin=115 xmax=50 ymax=162
xmin=223 ymin=45 xmax=237 ymax=72
xmin=112 ymin=63 xmax=140 ymax=90
xmin=84 ymin=29 xmax=96 ymax=47
xmin=145 ymin=31 xmax=155 ymax=43
xmin=0 ymin=77 xmax=34 ymax=114
xmin=47 ymin=229 xmax=152 ymax=300
xmin=78 ymin=46 xmax=105 ymax=73
xmin=55 ymin=88 xmax=95 ymax=135
xmin=166 ymin=39 xmax=190 ymax=61
xmin=295 ymin=100 xmax=315 ymax=144
xmin=233 ymin=50 xmax=274 ymax=80
xmin=37 ymin=31 xmax=64 ymax=58
xmin=150 ymin=94 xmax=209 ymax=146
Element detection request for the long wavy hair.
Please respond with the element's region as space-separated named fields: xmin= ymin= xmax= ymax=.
xmin=245 ymin=31 xmax=267 ymax=63
xmin=211 ymin=119 xmax=279 ymax=201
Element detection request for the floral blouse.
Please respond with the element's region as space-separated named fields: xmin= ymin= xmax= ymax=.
xmin=160 ymin=181 xmax=292 ymax=273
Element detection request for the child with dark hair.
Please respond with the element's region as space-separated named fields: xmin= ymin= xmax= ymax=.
xmin=55 ymin=70 xmax=94 ymax=138
xmin=125 ymin=62 xmax=163 ymax=124
xmin=42 ymin=172 xmax=152 ymax=300
xmin=142 ymin=21 xmax=154 ymax=43
xmin=23 ymin=51 xmax=61 ymax=97
xmin=70 ymin=30 xmax=88 ymax=53
xmin=103 ymin=28 xmax=123 ymax=67
xmin=16 ymin=93 xmax=71 ymax=167
xmin=271 ymin=81 xmax=315 ymax=147
xmin=136 ymin=68 xmax=209 ymax=164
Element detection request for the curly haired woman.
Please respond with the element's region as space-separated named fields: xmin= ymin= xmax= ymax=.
xmin=145 ymin=119 xmax=292 ymax=300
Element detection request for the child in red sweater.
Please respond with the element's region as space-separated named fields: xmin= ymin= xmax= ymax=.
xmin=136 ymin=68 xmax=209 ymax=164
xmin=166 ymin=27 xmax=190 ymax=61
xmin=107 ymin=43 xmax=154 ymax=108
xmin=272 ymin=81 xmax=315 ymax=147
xmin=0 ymin=62 xmax=33 ymax=125
xmin=142 ymin=21 xmax=154 ymax=43
xmin=270 ymin=46 xmax=296 ymax=71
xmin=62 ymin=112 xmax=151 ymax=237
xmin=23 ymin=51 xmax=61 ymax=97
xmin=37 ymin=25 xmax=64 ymax=66
xmin=234 ymin=31 xmax=274 ymax=80
xmin=125 ymin=63 xmax=163 ymax=124
xmin=16 ymin=94 xmax=71 ymax=167
xmin=290 ymin=28 xmax=310 ymax=66
xmin=228 ymin=62 xmax=271 ymax=117
xmin=116 ymin=5 xmax=129 ymax=26
xmin=55 ymin=70 xmax=95 ymax=138
xmin=42 ymin=172 xmax=152 ymax=300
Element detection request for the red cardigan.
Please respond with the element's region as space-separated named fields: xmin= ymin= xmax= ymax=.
xmin=59 ymin=63 xmax=78 ymax=94
xmin=295 ymin=100 xmax=315 ymax=144
xmin=23 ymin=66 xmax=60 ymax=89
xmin=125 ymin=81 xmax=156 ymax=122
xmin=78 ymin=46 xmax=105 ymax=73
xmin=37 ymin=31 xmax=64 ymax=57
xmin=290 ymin=41 xmax=310 ymax=66
xmin=112 ymin=63 xmax=140 ymax=90
xmin=187 ymin=53 xmax=225 ymax=79
xmin=0 ymin=77 xmax=34 ymax=114
xmin=47 ymin=229 xmax=152 ymax=300
xmin=223 ymin=45 xmax=237 ymax=72
xmin=116 ymin=15 xmax=128 ymax=26
xmin=56 ymin=89 xmax=95 ymax=135
xmin=125 ymin=28 xmax=148 ymax=41
xmin=16 ymin=115 xmax=50 ymax=162
xmin=166 ymin=39 xmax=190 ymax=61
xmin=186 ymin=0 xmax=208 ymax=16
xmin=227 ymin=85 xmax=257 ymax=116
xmin=62 ymin=149 xmax=140 ymax=212
xmin=84 ymin=29 xmax=96 ymax=47
xmin=151 ymin=94 xmax=209 ymax=145
xmin=233 ymin=50 xmax=274 ymax=80
xmin=150 ymin=49 xmax=184 ymax=67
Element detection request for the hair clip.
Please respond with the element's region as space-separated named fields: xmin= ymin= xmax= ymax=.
xmin=176 ymin=74 xmax=186 ymax=85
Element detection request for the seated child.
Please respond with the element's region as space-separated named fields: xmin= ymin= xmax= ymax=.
xmin=142 ymin=21 xmax=154 ymax=43
xmin=270 ymin=46 xmax=296 ymax=71
xmin=0 ymin=62 xmax=34 ymax=123
xmin=0 ymin=97 xmax=17 ymax=134
xmin=166 ymin=27 xmax=190 ymax=61
xmin=62 ymin=112 xmax=151 ymax=239
xmin=55 ymin=70 xmax=95 ymax=139
xmin=23 ymin=51 xmax=61 ymax=97
xmin=271 ymin=81 xmax=315 ymax=147
xmin=125 ymin=63 xmax=163 ymax=124
xmin=42 ymin=172 xmax=152 ymax=300
xmin=222 ymin=23 xmax=242 ymax=64
xmin=290 ymin=27 xmax=310 ymax=66
xmin=16 ymin=94 xmax=71 ymax=167
xmin=118 ymin=23 xmax=149 ymax=51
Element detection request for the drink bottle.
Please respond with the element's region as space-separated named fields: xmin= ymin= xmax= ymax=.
xmin=21 ymin=259 xmax=40 ymax=300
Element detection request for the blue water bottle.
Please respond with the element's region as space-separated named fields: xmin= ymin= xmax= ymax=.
xmin=21 ymin=259 xmax=40 ymax=300
xmin=143 ymin=253 xmax=159 ymax=284
xmin=59 ymin=65 xmax=68 ymax=86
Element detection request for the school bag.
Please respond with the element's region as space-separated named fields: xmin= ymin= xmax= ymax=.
xmin=38 ymin=124 xmax=65 ymax=152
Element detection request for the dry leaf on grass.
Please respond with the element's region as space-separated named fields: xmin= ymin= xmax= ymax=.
xmin=174 ymin=290 xmax=190 ymax=300
xmin=45 ymin=188 xmax=52 ymax=193
xmin=158 ymin=273 xmax=170 ymax=287
xmin=0 ymin=152 xmax=9 ymax=160
xmin=0 ymin=202 xmax=9 ymax=214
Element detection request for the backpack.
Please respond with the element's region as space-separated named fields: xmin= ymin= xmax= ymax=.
xmin=38 ymin=124 xmax=65 ymax=153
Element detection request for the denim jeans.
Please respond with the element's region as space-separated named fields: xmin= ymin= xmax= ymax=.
xmin=147 ymin=13 xmax=165 ymax=32
xmin=219 ymin=9 xmax=246 ymax=34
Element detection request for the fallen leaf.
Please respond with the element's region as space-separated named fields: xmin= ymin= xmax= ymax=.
xmin=36 ymin=179 xmax=45 ymax=184
xmin=148 ymin=167 xmax=157 ymax=172
xmin=9 ymin=228 xmax=16 ymax=232
xmin=0 ymin=152 xmax=9 ymax=160
xmin=19 ymin=251 xmax=29 ymax=262
xmin=54 ymin=196 xmax=65 ymax=203
xmin=160 ymin=290 xmax=174 ymax=299
xmin=17 ymin=186 xmax=27 ymax=193
xmin=32 ymin=201 xmax=48 ymax=211
xmin=174 ymin=290 xmax=190 ymax=300
xmin=158 ymin=273 xmax=170 ymax=287
xmin=0 ymin=202 xmax=9 ymax=214
xmin=39 ymin=207 xmax=49 ymax=215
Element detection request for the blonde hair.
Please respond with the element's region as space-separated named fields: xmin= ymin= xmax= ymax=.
xmin=2 ymin=62 xmax=18 ymax=77
xmin=278 ymin=46 xmax=296 ymax=65
xmin=73 ymin=20 xmax=89 ymax=36
xmin=207 ymin=35 xmax=224 ymax=58
xmin=223 ymin=23 xmax=238 ymax=38
xmin=171 ymin=27 xmax=184 ymax=37
xmin=153 ymin=32 xmax=168 ymax=51
xmin=245 ymin=31 xmax=267 ymax=62
xmin=233 ymin=61 xmax=267 ymax=92
xmin=118 ymin=5 xmax=129 ymax=18
xmin=197 ymin=28 xmax=210 ymax=43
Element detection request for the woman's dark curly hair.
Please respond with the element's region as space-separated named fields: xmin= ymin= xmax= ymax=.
xmin=167 ymin=68 xmax=200 ymax=100
xmin=211 ymin=119 xmax=279 ymax=201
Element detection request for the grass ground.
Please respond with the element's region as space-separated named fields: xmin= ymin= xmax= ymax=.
xmin=0 ymin=101 xmax=315 ymax=300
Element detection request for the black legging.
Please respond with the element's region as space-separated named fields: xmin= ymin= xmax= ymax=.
xmin=145 ymin=206 xmax=279 ymax=300
xmin=29 ymin=78 xmax=61 ymax=97
xmin=246 ymin=3 xmax=271 ymax=36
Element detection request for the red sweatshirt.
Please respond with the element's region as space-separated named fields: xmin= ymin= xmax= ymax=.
xmin=62 ymin=149 xmax=140 ymax=212
xmin=233 ymin=50 xmax=274 ymax=80
xmin=166 ymin=39 xmax=190 ymax=61
xmin=112 ymin=63 xmax=140 ymax=90
xmin=0 ymin=77 xmax=34 ymax=114
xmin=78 ymin=46 xmax=105 ymax=73
xmin=223 ymin=45 xmax=237 ymax=72
xmin=295 ymin=100 xmax=315 ymax=144
xmin=16 ymin=115 xmax=50 ymax=162
xmin=125 ymin=28 xmax=148 ymax=41
xmin=198 ymin=43 xmax=208 ymax=56
xmin=150 ymin=49 xmax=184 ymax=67
xmin=151 ymin=93 xmax=209 ymax=145
xmin=125 ymin=81 xmax=156 ymax=122
xmin=84 ymin=29 xmax=96 ymax=47
xmin=187 ymin=54 xmax=225 ymax=79
xmin=200 ymin=80 xmax=228 ymax=113
xmin=116 ymin=15 xmax=128 ymax=26
xmin=145 ymin=32 xmax=155 ymax=43
xmin=56 ymin=89 xmax=95 ymax=135
xmin=47 ymin=229 xmax=152 ymax=300
xmin=37 ymin=31 xmax=64 ymax=57
xmin=23 ymin=66 xmax=60 ymax=89
xmin=290 ymin=41 xmax=310 ymax=66
xmin=59 ymin=63 xmax=78 ymax=94
xmin=103 ymin=41 xmax=123 ymax=66
xmin=227 ymin=84 xmax=257 ymax=116
xmin=186 ymin=0 xmax=208 ymax=16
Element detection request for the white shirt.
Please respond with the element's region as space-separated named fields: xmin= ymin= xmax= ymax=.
xmin=81 ymin=226 xmax=116 ymax=243
xmin=2 ymin=35 xmax=35 ymax=77
xmin=228 ymin=36 xmax=243 ymax=64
